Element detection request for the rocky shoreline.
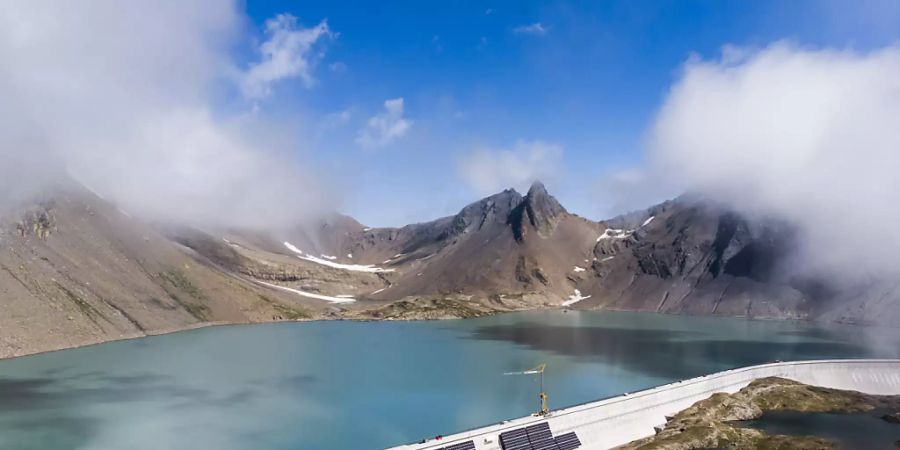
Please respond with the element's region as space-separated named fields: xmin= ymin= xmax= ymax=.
xmin=616 ymin=377 xmax=900 ymax=450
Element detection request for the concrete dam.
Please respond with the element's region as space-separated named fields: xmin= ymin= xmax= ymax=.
xmin=386 ymin=359 xmax=900 ymax=450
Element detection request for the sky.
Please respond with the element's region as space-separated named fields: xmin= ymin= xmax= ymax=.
xmin=1 ymin=1 xmax=898 ymax=229
xmin=228 ymin=0 xmax=900 ymax=226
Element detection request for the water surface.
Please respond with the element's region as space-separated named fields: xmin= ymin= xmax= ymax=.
xmin=740 ymin=411 xmax=900 ymax=449
xmin=1 ymin=310 xmax=898 ymax=449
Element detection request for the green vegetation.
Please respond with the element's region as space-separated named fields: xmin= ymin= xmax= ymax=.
xmin=259 ymin=294 xmax=312 ymax=320
xmin=358 ymin=296 xmax=496 ymax=320
xmin=159 ymin=269 xmax=211 ymax=320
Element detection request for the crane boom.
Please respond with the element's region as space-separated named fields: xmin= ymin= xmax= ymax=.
xmin=503 ymin=363 xmax=549 ymax=416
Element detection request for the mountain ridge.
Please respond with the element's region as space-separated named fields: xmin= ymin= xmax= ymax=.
xmin=1 ymin=180 xmax=898 ymax=358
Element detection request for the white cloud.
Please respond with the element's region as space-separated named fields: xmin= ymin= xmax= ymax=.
xmin=0 ymin=1 xmax=333 ymax=229
xmin=240 ymin=14 xmax=331 ymax=100
xmin=355 ymin=98 xmax=412 ymax=149
xmin=633 ymin=42 xmax=900 ymax=281
xmin=512 ymin=23 xmax=548 ymax=36
xmin=319 ymin=108 xmax=353 ymax=131
xmin=458 ymin=140 xmax=562 ymax=195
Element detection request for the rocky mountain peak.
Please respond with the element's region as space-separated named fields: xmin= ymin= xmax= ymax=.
xmin=509 ymin=181 xmax=568 ymax=242
xmin=444 ymin=188 xmax=524 ymax=238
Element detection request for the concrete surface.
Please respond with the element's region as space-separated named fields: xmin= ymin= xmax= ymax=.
xmin=386 ymin=359 xmax=900 ymax=450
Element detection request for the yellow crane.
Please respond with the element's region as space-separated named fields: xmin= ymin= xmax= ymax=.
xmin=504 ymin=363 xmax=549 ymax=416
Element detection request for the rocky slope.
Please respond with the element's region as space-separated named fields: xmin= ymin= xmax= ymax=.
xmin=0 ymin=183 xmax=336 ymax=358
xmin=2 ymin=179 xmax=899 ymax=358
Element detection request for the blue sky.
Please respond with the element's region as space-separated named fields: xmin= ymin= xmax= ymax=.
xmin=237 ymin=0 xmax=900 ymax=226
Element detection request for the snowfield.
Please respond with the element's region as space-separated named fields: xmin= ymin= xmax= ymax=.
xmin=284 ymin=242 xmax=304 ymax=254
xmin=284 ymin=242 xmax=395 ymax=273
xmin=255 ymin=280 xmax=356 ymax=304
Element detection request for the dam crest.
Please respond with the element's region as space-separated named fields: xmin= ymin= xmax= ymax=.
xmin=387 ymin=359 xmax=900 ymax=450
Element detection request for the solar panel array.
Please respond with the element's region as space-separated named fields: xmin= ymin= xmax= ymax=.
xmin=554 ymin=432 xmax=581 ymax=450
xmin=498 ymin=422 xmax=581 ymax=450
xmin=432 ymin=440 xmax=475 ymax=450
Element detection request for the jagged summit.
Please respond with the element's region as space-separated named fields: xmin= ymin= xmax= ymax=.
xmin=524 ymin=180 xmax=566 ymax=233
xmin=441 ymin=188 xmax=524 ymax=239
xmin=507 ymin=180 xmax=567 ymax=241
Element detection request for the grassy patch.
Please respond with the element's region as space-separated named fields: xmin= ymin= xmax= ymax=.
xmin=363 ymin=296 xmax=495 ymax=320
xmin=159 ymin=269 xmax=210 ymax=321
xmin=259 ymin=294 xmax=312 ymax=320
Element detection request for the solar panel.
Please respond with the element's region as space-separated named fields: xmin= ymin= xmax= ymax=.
xmin=554 ymin=432 xmax=582 ymax=450
xmin=500 ymin=428 xmax=532 ymax=450
xmin=498 ymin=422 xmax=581 ymax=450
xmin=445 ymin=441 xmax=476 ymax=450
xmin=530 ymin=437 xmax=559 ymax=450
xmin=525 ymin=422 xmax=552 ymax=438
xmin=526 ymin=422 xmax=558 ymax=450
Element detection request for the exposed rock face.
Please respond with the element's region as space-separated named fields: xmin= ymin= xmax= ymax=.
xmin=510 ymin=182 xmax=567 ymax=241
xmin=577 ymin=200 xmax=811 ymax=320
xmin=4 ymin=179 xmax=900 ymax=358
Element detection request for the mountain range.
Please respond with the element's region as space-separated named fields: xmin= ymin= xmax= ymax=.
xmin=2 ymin=180 xmax=897 ymax=358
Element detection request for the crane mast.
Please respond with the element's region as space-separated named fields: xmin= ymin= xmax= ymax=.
xmin=504 ymin=363 xmax=549 ymax=416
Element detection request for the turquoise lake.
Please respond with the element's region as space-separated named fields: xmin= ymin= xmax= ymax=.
xmin=1 ymin=310 xmax=899 ymax=450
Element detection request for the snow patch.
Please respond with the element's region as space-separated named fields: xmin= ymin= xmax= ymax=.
xmin=596 ymin=228 xmax=632 ymax=241
xmin=573 ymin=266 xmax=586 ymax=272
xmin=601 ymin=256 xmax=615 ymax=262
xmin=371 ymin=288 xmax=385 ymax=294
xmin=283 ymin=242 xmax=395 ymax=273
xmin=300 ymin=254 xmax=395 ymax=273
xmin=363 ymin=228 xmax=372 ymax=232
xmin=641 ymin=216 xmax=655 ymax=227
xmin=562 ymin=289 xmax=591 ymax=307
xmin=255 ymin=281 xmax=355 ymax=304
xmin=347 ymin=253 xmax=353 ymax=259
xmin=284 ymin=242 xmax=304 ymax=255
xmin=320 ymin=254 xmax=337 ymax=260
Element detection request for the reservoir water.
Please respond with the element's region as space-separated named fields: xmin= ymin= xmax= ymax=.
xmin=740 ymin=410 xmax=900 ymax=449
xmin=1 ymin=310 xmax=899 ymax=450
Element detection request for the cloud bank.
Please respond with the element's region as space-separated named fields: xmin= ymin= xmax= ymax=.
xmin=631 ymin=42 xmax=900 ymax=281
xmin=0 ymin=1 xmax=333 ymax=229
xmin=459 ymin=140 xmax=562 ymax=195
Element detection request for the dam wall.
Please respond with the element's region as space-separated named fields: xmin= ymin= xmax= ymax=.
xmin=388 ymin=359 xmax=900 ymax=450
